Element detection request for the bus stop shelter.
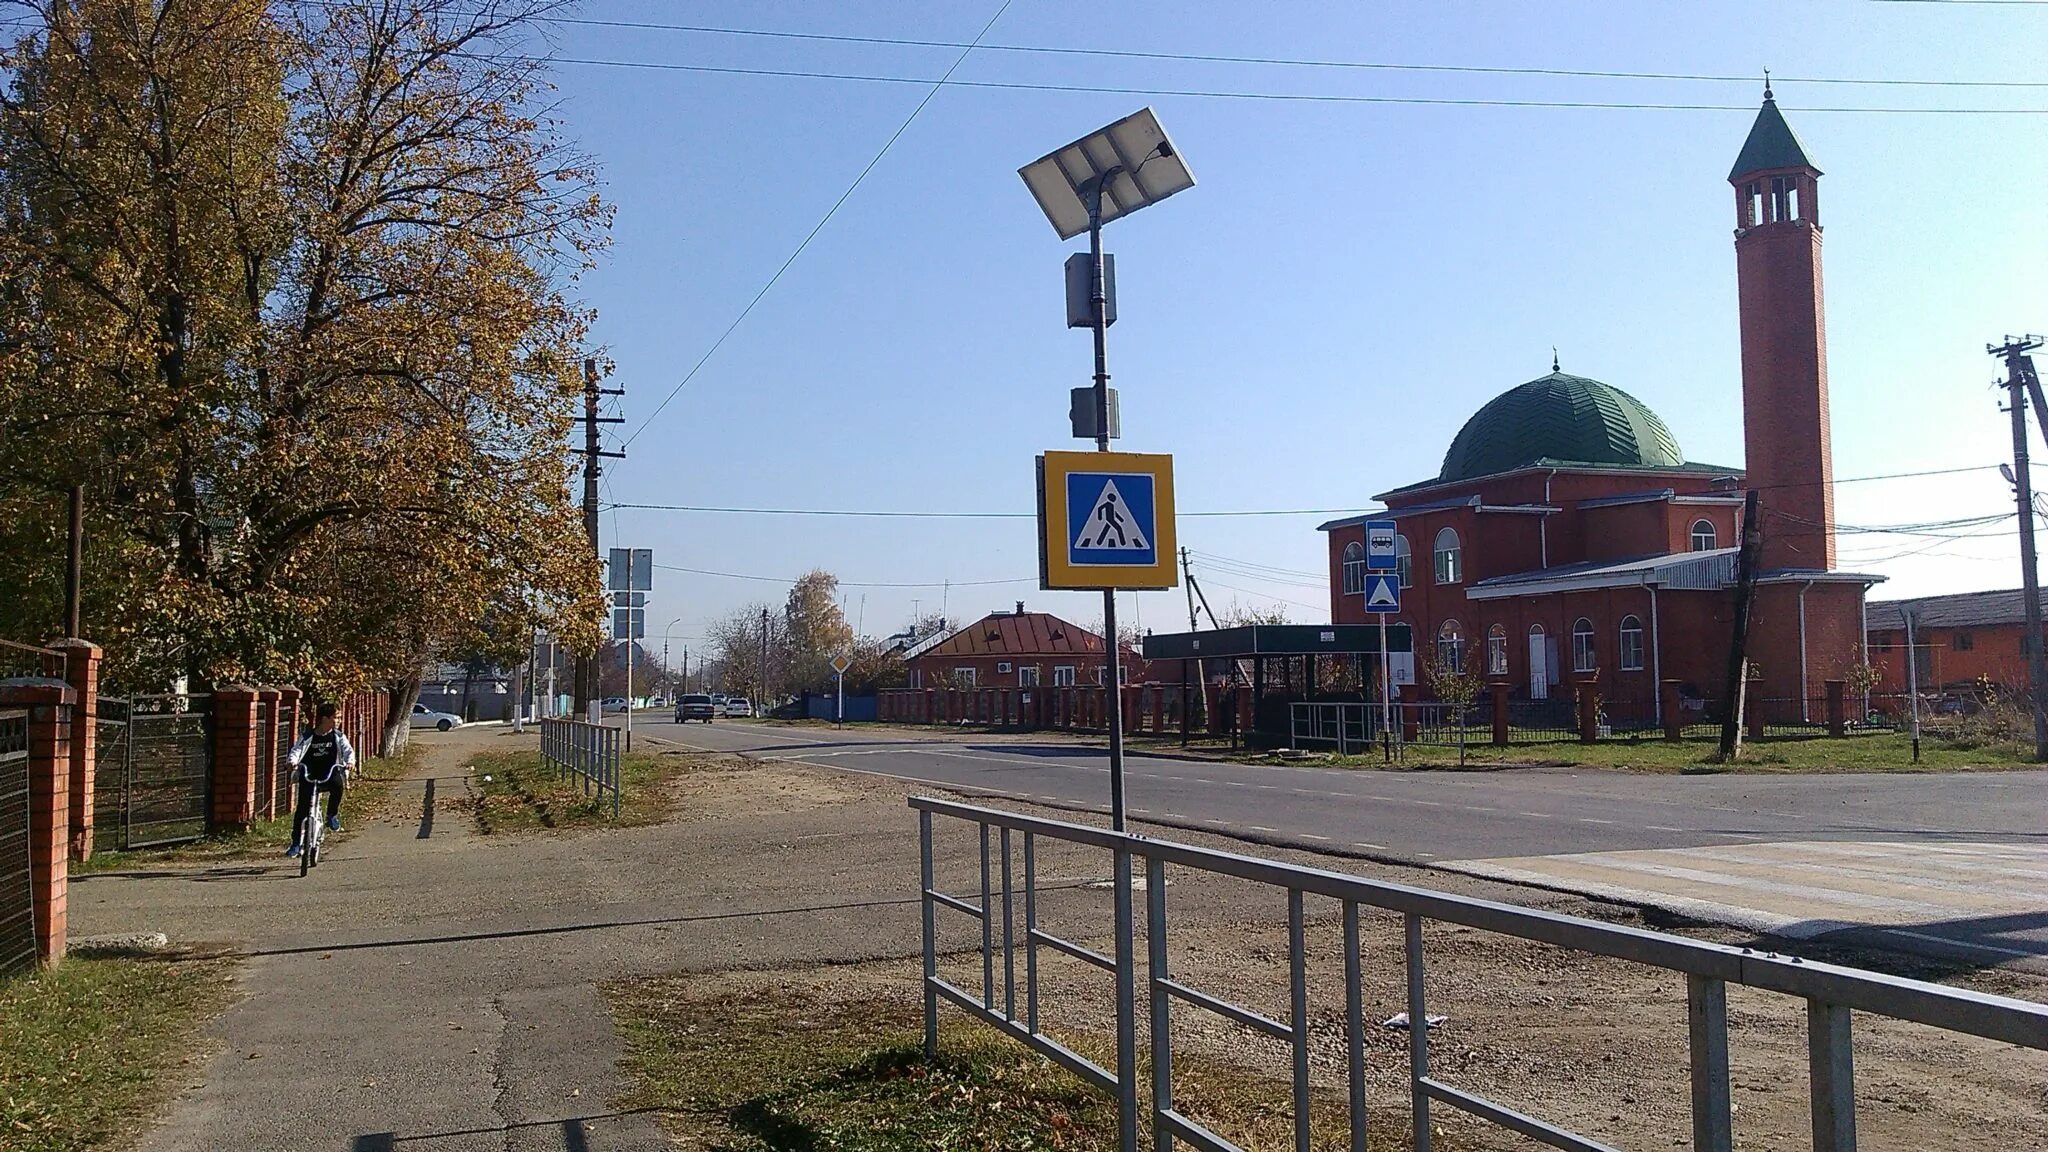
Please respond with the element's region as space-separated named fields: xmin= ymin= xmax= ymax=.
xmin=1141 ymin=623 xmax=1413 ymax=747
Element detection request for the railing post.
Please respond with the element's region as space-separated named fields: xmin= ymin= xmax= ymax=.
xmin=1114 ymin=846 xmax=1138 ymax=1152
xmin=979 ymin=824 xmax=993 ymax=1009
xmin=1288 ymin=889 xmax=1311 ymax=1152
xmin=1000 ymin=827 xmax=1015 ymax=1021
xmin=1024 ymin=831 xmax=1039 ymax=1035
xmin=1488 ymin=677 xmax=1509 ymax=746
xmin=919 ymin=809 xmax=937 ymax=1058
xmin=1687 ymin=975 xmax=1733 ymax=1152
xmin=1405 ymin=912 xmax=1431 ymax=1152
xmin=1808 ymin=1000 xmax=1857 ymax=1152
xmin=1147 ymin=855 xmax=1172 ymax=1152
xmin=1344 ymin=900 xmax=1367 ymax=1152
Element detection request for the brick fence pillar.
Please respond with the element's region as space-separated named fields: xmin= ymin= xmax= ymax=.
xmin=1745 ymin=681 xmax=1766 ymax=739
xmin=1575 ymin=674 xmax=1601 ymax=744
xmin=1661 ymin=680 xmax=1683 ymax=743
xmin=256 ymin=687 xmax=282 ymax=819
xmin=1825 ymin=679 xmax=1846 ymax=738
xmin=1489 ymin=678 xmax=1510 ymax=746
xmin=46 ymin=640 xmax=100 ymax=861
xmin=3 ymin=679 xmax=74 ymax=964
xmin=1150 ymin=688 xmax=1165 ymax=735
xmin=1236 ymin=689 xmax=1254 ymax=737
xmin=210 ymin=686 xmax=261 ymax=832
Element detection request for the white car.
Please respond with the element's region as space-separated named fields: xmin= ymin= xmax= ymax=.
xmin=601 ymin=697 xmax=630 ymax=714
xmin=721 ymin=698 xmax=753 ymax=718
xmin=410 ymin=703 xmax=463 ymax=731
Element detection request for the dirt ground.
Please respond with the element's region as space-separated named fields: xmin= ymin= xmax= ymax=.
xmin=641 ymin=751 xmax=2048 ymax=1152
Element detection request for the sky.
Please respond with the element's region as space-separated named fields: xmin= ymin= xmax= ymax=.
xmin=535 ymin=0 xmax=2048 ymax=657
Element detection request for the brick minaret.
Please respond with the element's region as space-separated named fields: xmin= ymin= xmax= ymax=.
xmin=1731 ymin=87 xmax=1834 ymax=571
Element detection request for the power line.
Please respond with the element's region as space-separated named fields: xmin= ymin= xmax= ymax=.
xmin=532 ymin=14 xmax=2048 ymax=90
xmin=535 ymin=54 xmax=2048 ymax=115
xmin=619 ymin=0 xmax=1015 ymax=447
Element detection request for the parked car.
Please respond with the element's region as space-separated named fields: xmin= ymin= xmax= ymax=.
xmin=410 ymin=702 xmax=462 ymax=732
xmin=721 ymin=697 xmax=753 ymax=718
xmin=675 ymin=693 xmax=717 ymax=723
xmin=601 ymin=697 xmax=630 ymax=714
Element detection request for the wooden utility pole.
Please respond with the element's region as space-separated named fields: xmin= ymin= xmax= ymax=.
xmin=571 ymin=358 xmax=624 ymax=720
xmin=1716 ymin=491 xmax=1762 ymax=761
xmin=1993 ymin=335 xmax=2048 ymax=761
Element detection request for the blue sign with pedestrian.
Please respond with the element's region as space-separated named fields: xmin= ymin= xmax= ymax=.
xmin=1362 ymin=572 xmax=1401 ymax=614
xmin=1066 ymin=471 xmax=1157 ymax=568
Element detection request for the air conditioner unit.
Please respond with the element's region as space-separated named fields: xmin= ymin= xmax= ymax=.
xmin=997 ymin=662 xmax=1013 ymax=674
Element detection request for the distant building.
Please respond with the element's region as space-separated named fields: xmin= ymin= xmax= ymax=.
xmin=1867 ymin=590 xmax=2040 ymax=694
xmin=1318 ymin=91 xmax=1880 ymax=722
xmin=903 ymin=603 xmax=1159 ymax=689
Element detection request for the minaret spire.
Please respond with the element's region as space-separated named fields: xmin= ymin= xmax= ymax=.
xmin=1551 ymin=347 xmax=1560 ymax=373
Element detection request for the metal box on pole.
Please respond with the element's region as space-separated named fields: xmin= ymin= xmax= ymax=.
xmin=1065 ymin=252 xmax=1115 ymax=329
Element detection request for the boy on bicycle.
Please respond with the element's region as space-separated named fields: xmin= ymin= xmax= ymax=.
xmin=285 ymin=702 xmax=356 ymax=857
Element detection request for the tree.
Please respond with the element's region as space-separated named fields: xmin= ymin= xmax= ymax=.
xmin=1422 ymin=646 xmax=1486 ymax=767
xmin=0 ymin=0 xmax=608 ymax=734
xmin=706 ymin=603 xmax=783 ymax=705
xmin=781 ymin=570 xmax=853 ymax=695
xmin=1217 ymin=599 xmax=1293 ymax=628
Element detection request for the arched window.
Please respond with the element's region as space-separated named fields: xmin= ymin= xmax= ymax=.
xmin=1618 ymin=615 xmax=1645 ymax=671
xmin=1486 ymin=624 xmax=1509 ymax=676
xmin=1690 ymin=519 xmax=1718 ymax=552
xmin=1394 ymin=534 xmax=1413 ymax=589
xmin=1342 ymin=540 xmax=1366 ymax=595
xmin=1436 ymin=619 xmax=1464 ymax=671
xmin=1433 ymin=527 xmax=1462 ymax=585
xmin=1571 ymin=617 xmax=1597 ymax=673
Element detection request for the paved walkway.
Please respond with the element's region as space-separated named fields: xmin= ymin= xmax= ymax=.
xmin=70 ymin=728 xmax=932 ymax=1151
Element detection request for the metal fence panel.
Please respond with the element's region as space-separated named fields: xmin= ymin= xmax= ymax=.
xmin=95 ymin=694 xmax=213 ymax=850
xmin=537 ymin=718 xmax=621 ymax=819
xmin=913 ymin=795 xmax=2048 ymax=1152
xmin=0 ymin=709 xmax=33 ymax=977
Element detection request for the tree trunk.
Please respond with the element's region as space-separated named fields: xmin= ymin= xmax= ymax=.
xmin=381 ymin=675 xmax=423 ymax=757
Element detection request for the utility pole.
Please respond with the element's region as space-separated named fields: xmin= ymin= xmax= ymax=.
xmin=571 ymin=358 xmax=624 ymax=722
xmin=1181 ymin=547 xmax=1199 ymax=631
xmin=64 ymin=483 xmax=83 ymax=638
xmin=759 ymin=607 xmax=771 ymax=710
xmin=1994 ymin=335 xmax=2048 ymax=761
xmin=1716 ymin=491 xmax=1762 ymax=761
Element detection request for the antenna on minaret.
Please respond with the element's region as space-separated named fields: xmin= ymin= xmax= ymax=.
xmin=1762 ymin=68 xmax=1772 ymax=100
xmin=1552 ymin=347 xmax=1560 ymax=373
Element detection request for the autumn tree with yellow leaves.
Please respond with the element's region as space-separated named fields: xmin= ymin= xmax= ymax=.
xmin=0 ymin=0 xmax=608 ymax=752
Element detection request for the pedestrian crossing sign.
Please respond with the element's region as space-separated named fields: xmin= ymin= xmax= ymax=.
xmin=1363 ymin=572 xmax=1401 ymax=614
xmin=1037 ymin=450 xmax=1176 ymax=590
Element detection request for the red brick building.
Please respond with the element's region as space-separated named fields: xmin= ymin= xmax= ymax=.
xmin=903 ymin=605 xmax=1155 ymax=690
xmin=1866 ymin=590 xmax=2039 ymax=695
xmin=1320 ymin=91 xmax=1879 ymax=723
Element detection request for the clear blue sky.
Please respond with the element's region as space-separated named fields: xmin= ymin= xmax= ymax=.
xmin=546 ymin=1 xmax=2048 ymax=653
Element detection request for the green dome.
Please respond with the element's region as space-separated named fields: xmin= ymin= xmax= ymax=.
xmin=1439 ymin=372 xmax=1685 ymax=483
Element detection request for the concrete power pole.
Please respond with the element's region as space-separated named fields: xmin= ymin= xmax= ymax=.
xmin=1993 ymin=335 xmax=2048 ymax=761
xmin=759 ymin=607 xmax=771 ymax=710
xmin=572 ymin=358 xmax=624 ymax=720
xmin=1716 ymin=491 xmax=1762 ymax=762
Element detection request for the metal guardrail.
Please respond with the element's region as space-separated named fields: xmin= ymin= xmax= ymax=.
xmin=912 ymin=795 xmax=2048 ymax=1152
xmin=537 ymin=718 xmax=621 ymax=819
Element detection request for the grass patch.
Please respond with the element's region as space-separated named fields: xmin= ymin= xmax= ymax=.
xmin=467 ymin=747 xmax=692 ymax=833
xmin=608 ymin=978 xmax=1432 ymax=1151
xmin=0 ymin=957 xmax=234 ymax=1152
xmin=70 ymin=747 xmax=413 ymax=874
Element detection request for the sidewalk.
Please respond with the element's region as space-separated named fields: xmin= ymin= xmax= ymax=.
xmin=69 ymin=727 xmax=926 ymax=1151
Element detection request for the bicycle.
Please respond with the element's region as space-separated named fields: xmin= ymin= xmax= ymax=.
xmin=295 ymin=764 xmax=336 ymax=876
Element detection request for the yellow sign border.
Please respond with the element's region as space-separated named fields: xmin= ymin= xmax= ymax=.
xmin=1038 ymin=450 xmax=1178 ymax=590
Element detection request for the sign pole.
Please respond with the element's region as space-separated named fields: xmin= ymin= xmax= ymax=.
xmin=1379 ymin=614 xmax=1392 ymax=755
xmin=1086 ymin=177 xmax=1130 ymax=833
xmin=625 ymin=632 xmax=634 ymax=751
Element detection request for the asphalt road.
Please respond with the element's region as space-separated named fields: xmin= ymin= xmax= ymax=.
xmin=643 ymin=717 xmax=2048 ymax=971
xmin=642 ymin=717 xmax=2044 ymax=861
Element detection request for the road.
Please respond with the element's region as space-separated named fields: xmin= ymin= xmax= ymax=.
xmin=645 ymin=717 xmax=2048 ymax=972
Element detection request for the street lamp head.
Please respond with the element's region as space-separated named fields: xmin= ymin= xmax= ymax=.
xmin=1019 ymin=107 xmax=1194 ymax=240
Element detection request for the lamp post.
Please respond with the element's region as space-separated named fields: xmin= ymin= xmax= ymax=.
xmin=1019 ymin=108 xmax=1194 ymax=833
xmin=663 ymin=616 xmax=685 ymax=699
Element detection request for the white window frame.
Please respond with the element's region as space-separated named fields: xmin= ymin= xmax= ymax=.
xmin=1433 ymin=527 xmax=1462 ymax=585
xmin=953 ymin=667 xmax=976 ymax=688
xmin=1018 ymin=665 xmax=1040 ymax=687
xmin=1571 ymin=618 xmax=1597 ymax=673
xmin=908 ymin=668 xmax=922 ymax=689
xmin=1618 ymin=615 xmax=1645 ymax=671
xmin=1436 ymin=618 xmax=1464 ymax=671
xmin=1053 ymin=665 xmax=1076 ymax=687
xmin=1341 ymin=541 xmax=1366 ymax=595
xmin=1394 ymin=534 xmax=1413 ymax=589
xmin=1486 ymin=624 xmax=1508 ymax=677
xmin=1690 ymin=518 xmax=1717 ymax=552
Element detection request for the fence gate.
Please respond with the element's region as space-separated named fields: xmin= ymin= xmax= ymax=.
xmin=0 ymin=708 xmax=33 ymax=976
xmin=96 ymin=694 xmax=213 ymax=849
